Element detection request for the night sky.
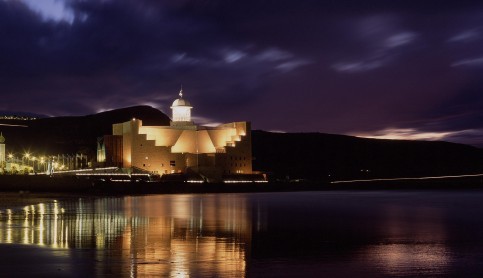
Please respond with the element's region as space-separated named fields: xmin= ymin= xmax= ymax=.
xmin=2 ymin=0 xmax=483 ymax=146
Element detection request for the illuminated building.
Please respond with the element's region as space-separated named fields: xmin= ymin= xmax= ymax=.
xmin=0 ymin=133 xmax=33 ymax=173
xmin=98 ymin=88 xmax=252 ymax=182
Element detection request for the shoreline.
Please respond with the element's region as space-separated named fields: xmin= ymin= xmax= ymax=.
xmin=0 ymin=175 xmax=482 ymax=195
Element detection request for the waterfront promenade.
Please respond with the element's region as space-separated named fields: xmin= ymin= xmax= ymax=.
xmin=0 ymin=174 xmax=483 ymax=195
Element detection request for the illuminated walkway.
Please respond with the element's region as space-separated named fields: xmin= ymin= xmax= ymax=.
xmin=331 ymin=173 xmax=483 ymax=184
xmin=0 ymin=123 xmax=28 ymax=127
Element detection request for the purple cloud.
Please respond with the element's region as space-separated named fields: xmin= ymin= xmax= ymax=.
xmin=1 ymin=0 xmax=483 ymax=146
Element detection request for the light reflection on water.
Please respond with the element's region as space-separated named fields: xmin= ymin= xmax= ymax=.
xmin=363 ymin=204 xmax=450 ymax=276
xmin=0 ymin=194 xmax=251 ymax=277
xmin=1 ymin=191 xmax=483 ymax=276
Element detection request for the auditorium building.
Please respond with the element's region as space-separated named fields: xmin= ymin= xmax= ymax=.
xmin=97 ymin=89 xmax=253 ymax=182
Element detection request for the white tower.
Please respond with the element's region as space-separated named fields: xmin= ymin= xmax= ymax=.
xmin=170 ymin=87 xmax=194 ymax=126
xmin=0 ymin=133 xmax=5 ymax=167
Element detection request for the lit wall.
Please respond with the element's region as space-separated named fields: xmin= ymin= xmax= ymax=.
xmin=113 ymin=119 xmax=252 ymax=176
xmin=172 ymin=106 xmax=192 ymax=122
xmin=138 ymin=121 xmax=248 ymax=154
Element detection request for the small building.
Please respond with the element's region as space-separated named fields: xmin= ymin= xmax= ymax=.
xmin=0 ymin=133 xmax=33 ymax=174
xmin=98 ymin=89 xmax=252 ymax=182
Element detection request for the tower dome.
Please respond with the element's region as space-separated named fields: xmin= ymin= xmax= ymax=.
xmin=172 ymin=94 xmax=192 ymax=107
xmin=0 ymin=132 xmax=5 ymax=144
xmin=170 ymin=87 xmax=193 ymax=124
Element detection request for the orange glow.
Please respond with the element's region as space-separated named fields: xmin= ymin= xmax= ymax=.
xmin=0 ymin=195 xmax=251 ymax=276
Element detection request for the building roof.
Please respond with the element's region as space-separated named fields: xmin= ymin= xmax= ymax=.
xmin=171 ymin=87 xmax=192 ymax=107
xmin=171 ymin=98 xmax=192 ymax=107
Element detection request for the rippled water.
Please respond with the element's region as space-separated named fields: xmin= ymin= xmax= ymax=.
xmin=1 ymin=191 xmax=483 ymax=277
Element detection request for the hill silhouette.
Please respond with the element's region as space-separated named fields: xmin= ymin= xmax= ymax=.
xmin=0 ymin=106 xmax=170 ymax=155
xmin=0 ymin=106 xmax=482 ymax=181
xmin=252 ymin=130 xmax=483 ymax=181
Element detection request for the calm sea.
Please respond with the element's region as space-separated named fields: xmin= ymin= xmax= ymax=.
xmin=1 ymin=190 xmax=483 ymax=277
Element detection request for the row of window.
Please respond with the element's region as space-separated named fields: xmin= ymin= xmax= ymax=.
xmin=231 ymin=163 xmax=247 ymax=167
xmin=143 ymin=160 xmax=176 ymax=168
xmin=143 ymin=161 xmax=246 ymax=168
xmin=225 ymin=170 xmax=244 ymax=174
xmin=230 ymin=156 xmax=247 ymax=161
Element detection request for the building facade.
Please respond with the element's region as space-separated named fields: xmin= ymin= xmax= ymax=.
xmin=98 ymin=89 xmax=252 ymax=182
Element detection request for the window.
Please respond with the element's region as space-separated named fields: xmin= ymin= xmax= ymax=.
xmin=170 ymin=160 xmax=176 ymax=167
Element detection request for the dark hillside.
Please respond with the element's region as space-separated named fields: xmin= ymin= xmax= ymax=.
xmin=252 ymin=130 xmax=483 ymax=181
xmin=0 ymin=106 xmax=170 ymax=155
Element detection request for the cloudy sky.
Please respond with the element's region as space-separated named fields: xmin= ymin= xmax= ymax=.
xmin=2 ymin=0 xmax=483 ymax=146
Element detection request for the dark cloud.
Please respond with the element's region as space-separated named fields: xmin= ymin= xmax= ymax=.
xmin=2 ymin=0 xmax=483 ymax=145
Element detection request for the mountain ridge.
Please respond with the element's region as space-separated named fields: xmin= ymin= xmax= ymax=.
xmin=252 ymin=130 xmax=483 ymax=181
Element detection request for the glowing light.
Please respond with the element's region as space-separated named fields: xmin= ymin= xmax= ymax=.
xmin=6 ymin=209 xmax=12 ymax=243
xmin=223 ymin=180 xmax=268 ymax=183
xmin=365 ymin=244 xmax=450 ymax=276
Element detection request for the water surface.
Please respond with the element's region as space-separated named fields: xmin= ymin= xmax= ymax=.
xmin=1 ymin=191 xmax=483 ymax=277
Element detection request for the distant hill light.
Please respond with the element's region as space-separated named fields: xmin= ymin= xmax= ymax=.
xmin=0 ymin=111 xmax=48 ymax=119
xmin=0 ymin=123 xmax=28 ymax=127
xmin=0 ymin=115 xmax=38 ymax=121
